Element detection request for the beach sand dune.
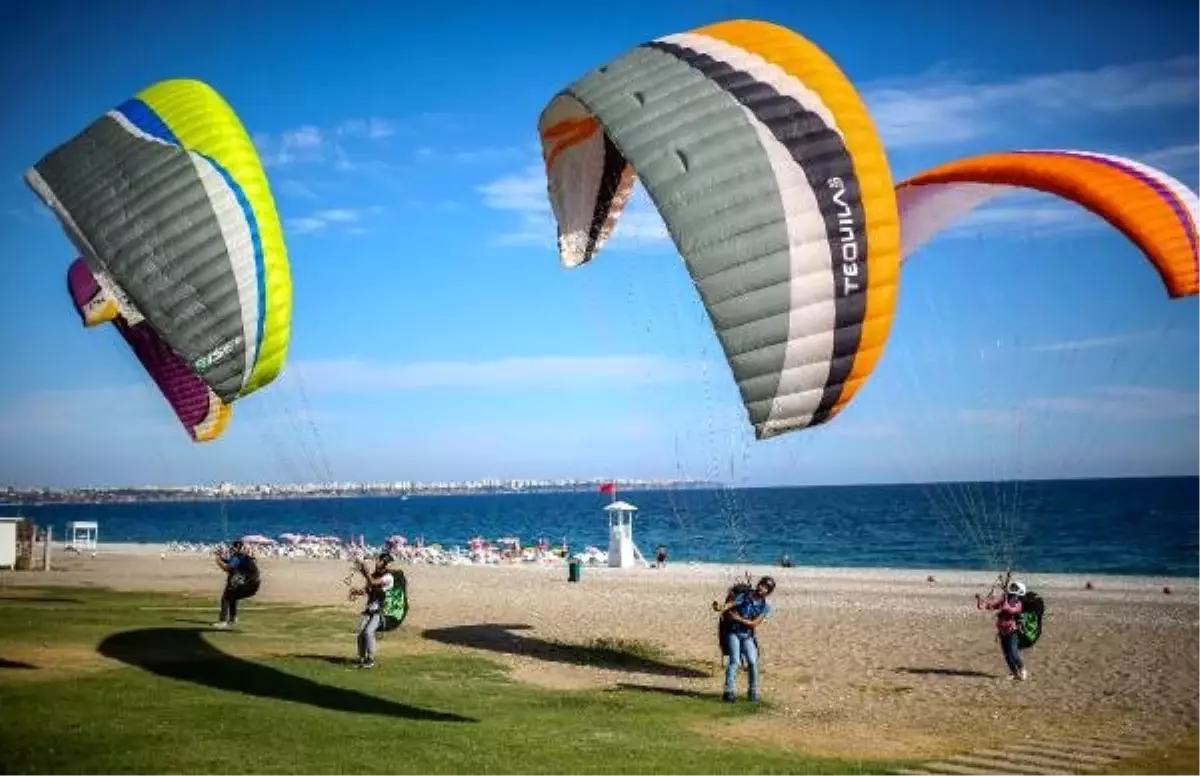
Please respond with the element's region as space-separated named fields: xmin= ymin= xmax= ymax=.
xmin=4 ymin=545 xmax=1196 ymax=760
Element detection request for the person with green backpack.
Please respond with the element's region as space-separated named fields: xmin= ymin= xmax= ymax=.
xmin=348 ymin=552 xmax=408 ymax=669
xmin=976 ymin=579 xmax=1043 ymax=681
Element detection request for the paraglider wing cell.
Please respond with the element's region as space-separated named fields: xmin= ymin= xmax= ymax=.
xmin=538 ymin=20 xmax=901 ymax=441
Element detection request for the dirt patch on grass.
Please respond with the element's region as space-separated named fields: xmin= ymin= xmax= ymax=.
xmin=689 ymin=713 xmax=966 ymax=761
xmin=0 ymin=644 xmax=117 ymax=680
xmin=507 ymin=657 xmax=616 ymax=691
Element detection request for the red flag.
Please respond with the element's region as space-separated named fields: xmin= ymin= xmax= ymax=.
xmin=598 ymin=482 xmax=616 ymax=495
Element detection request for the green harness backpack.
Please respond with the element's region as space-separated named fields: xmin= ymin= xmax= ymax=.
xmin=379 ymin=570 xmax=409 ymax=633
xmin=1017 ymin=591 xmax=1045 ymax=649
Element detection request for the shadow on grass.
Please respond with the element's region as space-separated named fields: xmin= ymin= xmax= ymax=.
xmin=894 ymin=666 xmax=993 ymax=678
xmin=422 ymin=623 xmax=709 ymax=678
xmin=0 ymin=658 xmax=38 ymax=669
xmin=289 ymin=653 xmax=361 ymax=666
xmin=97 ymin=627 xmax=475 ymax=723
xmin=613 ymin=682 xmax=712 ymax=699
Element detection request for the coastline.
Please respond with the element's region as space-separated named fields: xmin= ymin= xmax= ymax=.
xmin=26 ymin=540 xmax=1200 ymax=595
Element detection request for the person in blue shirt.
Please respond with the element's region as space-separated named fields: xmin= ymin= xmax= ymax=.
xmin=712 ymin=575 xmax=775 ymax=702
xmin=213 ymin=540 xmax=260 ymax=628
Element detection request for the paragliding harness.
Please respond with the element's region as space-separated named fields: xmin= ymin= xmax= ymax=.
xmin=992 ymin=571 xmax=1043 ymax=649
xmin=718 ymin=581 xmax=759 ymax=667
xmin=378 ymin=568 xmax=409 ymax=633
xmin=1017 ymin=590 xmax=1044 ymax=649
xmin=225 ymin=552 xmax=261 ymax=601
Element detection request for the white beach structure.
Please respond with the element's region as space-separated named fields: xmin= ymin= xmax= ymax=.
xmin=0 ymin=517 xmax=21 ymax=569
xmin=67 ymin=520 xmax=98 ymax=551
xmin=604 ymin=500 xmax=650 ymax=569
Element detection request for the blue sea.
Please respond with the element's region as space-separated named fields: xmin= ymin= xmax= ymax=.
xmin=7 ymin=477 xmax=1198 ymax=577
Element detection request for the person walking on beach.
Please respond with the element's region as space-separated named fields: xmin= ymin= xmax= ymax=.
xmin=712 ymin=575 xmax=775 ymax=702
xmin=655 ymin=545 xmax=668 ymax=569
xmin=348 ymin=552 xmax=398 ymax=669
xmin=213 ymin=540 xmax=260 ymax=628
xmin=977 ymin=579 xmax=1028 ymax=681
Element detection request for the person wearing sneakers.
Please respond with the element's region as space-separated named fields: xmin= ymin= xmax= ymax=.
xmin=348 ymin=552 xmax=396 ymax=668
xmin=977 ymin=579 xmax=1028 ymax=681
xmin=712 ymin=575 xmax=775 ymax=702
xmin=213 ymin=540 xmax=261 ymax=629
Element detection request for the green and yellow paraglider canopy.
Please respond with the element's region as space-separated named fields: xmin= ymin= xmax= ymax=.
xmin=27 ymin=79 xmax=293 ymax=442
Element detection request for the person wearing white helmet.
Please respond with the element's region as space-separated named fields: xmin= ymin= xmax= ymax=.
xmin=976 ymin=578 xmax=1028 ymax=680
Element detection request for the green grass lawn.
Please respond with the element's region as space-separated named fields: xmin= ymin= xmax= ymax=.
xmin=0 ymin=586 xmax=906 ymax=774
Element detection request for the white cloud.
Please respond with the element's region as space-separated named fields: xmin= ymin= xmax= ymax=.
xmin=1024 ymin=386 xmax=1199 ymax=420
xmin=478 ymin=163 xmax=670 ymax=250
xmin=282 ymin=126 xmax=323 ymax=149
xmin=255 ymin=125 xmax=328 ymax=167
xmin=0 ymin=385 xmax=175 ymax=441
xmin=946 ymin=198 xmax=1088 ymax=233
xmin=1026 ymin=330 xmax=1161 ymax=353
xmin=416 ymin=145 xmax=524 ymax=164
xmin=6 ymin=204 xmax=54 ymax=224
xmin=946 ymin=386 xmax=1199 ymax=429
xmin=313 ymin=208 xmax=360 ymax=223
xmin=256 ymin=117 xmax=400 ymax=172
xmin=277 ymin=179 xmax=319 ymax=199
xmin=478 ymin=163 xmax=549 ymax=213
xmin=1135 ymin=143 xmax=1200 ymax=179
xmin=285 ymin=207 xmax=378 ymax=236
xmin=286 ymin=216 xmax=329 ymax=235
xmin=336 ymin=118 xmax=396 ymax=139
xmin=330 ymin=145 xmax=406 ymax=180
xmin=287 ymin=355 xmax=708 ymax=393
xmin=865 ymin=56 xmax=1199 ymax=149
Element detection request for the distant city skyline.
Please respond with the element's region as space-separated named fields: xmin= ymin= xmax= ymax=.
xmin=4 ymin=472 xmax=1195 ymax=505
xmin=1 ymin=476 xmax=715 ymax=504
xmin=0 ymin=1 xmax=1196 ymax=488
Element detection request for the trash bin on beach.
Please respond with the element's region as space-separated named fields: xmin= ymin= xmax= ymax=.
xmin=568 ymin=558 xmax=582 ymax=583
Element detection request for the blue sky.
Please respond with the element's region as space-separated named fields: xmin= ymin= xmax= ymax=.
xmin=0 ymin=0 xmax=1196 ymax=488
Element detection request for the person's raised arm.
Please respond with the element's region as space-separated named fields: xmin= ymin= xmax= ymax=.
xmin=976 ymin=593 xmax=1001 ymax=611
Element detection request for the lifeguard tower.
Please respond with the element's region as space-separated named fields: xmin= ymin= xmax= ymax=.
xmin=66 ymin=520 xmax=98 ymax=551
xmin=603 ymin=500 xmax=649 ymax=569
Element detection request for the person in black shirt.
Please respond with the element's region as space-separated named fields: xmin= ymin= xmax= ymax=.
xmin=213 ymin=540 xmax=260 ymax=628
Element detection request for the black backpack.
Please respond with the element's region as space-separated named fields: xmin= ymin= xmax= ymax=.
xmin=717 ymin=582 xmax=754 ymax=656
xmin=226 ymin=553 xmax=261 ymax=597
xmin=1017 ymin=591 xmax=1045 ymax=649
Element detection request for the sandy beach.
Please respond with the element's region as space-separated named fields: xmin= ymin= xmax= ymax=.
xmin=3 ymin=542 xmax=1196 ymax=760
